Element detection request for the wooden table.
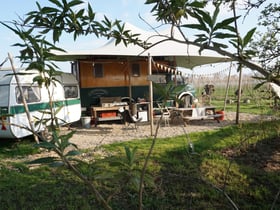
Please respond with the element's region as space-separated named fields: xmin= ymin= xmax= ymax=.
xmin=91 ymin=105 xmax=129 ymax=126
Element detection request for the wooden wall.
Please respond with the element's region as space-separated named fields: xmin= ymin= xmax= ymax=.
xmin=79 ymin=60 xmax=150 ymax=88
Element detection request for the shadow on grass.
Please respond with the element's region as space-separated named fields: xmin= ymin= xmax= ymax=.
xmin=0 ymin=138 xmax=39 ymax=159
xmin=153 ymin=120 xmax=280 ymax=209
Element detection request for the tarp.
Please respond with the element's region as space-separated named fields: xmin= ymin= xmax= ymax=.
xmin=54 ymin=23 xmax=231 ymax=69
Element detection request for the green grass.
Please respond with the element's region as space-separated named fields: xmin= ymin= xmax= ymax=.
xmin=0 ymin=119 xmax=279 ymax=209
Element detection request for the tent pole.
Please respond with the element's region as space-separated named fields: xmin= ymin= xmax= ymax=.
xmin=148 ymin=54 xmax=154 ymax=136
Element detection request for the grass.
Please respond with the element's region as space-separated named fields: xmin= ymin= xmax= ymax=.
xmin=197 ymin=85 xmax=277 ymax=115
xmin=0 ymin=116 xmax=279 ymax=209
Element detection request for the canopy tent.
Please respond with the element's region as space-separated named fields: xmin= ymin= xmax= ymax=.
xmin=54 ymin=23 xmax=232 ymax=135
xmin=54 ymin=23 xmax=231 ymax=69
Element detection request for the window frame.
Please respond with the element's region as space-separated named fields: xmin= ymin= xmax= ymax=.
xmin=15 ymin=85 xmax=41 ymax=104
xmin=131 ymin=63 xmax=140 ymax=77
xmin=93 ymin=63 xmax=104 ymax=78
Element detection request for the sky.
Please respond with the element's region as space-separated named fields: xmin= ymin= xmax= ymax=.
xmin=0 ymin=0 xmax=155 ymax=71
xmin=0 ymin=0 xmax=275 ymax=75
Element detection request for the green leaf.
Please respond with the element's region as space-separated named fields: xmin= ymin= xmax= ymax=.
xmin=229 ymin=40 xmax=238 ymax=49
xmin=41 ymin=6 xmax=59 ymax=14
xmin=243 ymin=27 xmax=256 ymax=47
xmin=49 ymin=161 xmax=65 ymax=167
xmin=213 ymin=32 xmax=236 ymax=39
xmin=68 ymin=0 xmax=84 ymax=8
xmin=212 ymin=42 xmax=228 ymax=49
xmin=195 ymin=9 xmax=212 ymax=29
xmin=212 ymin=4 xmax=220 ymax=27
xmin=65 ymin=150 xmax=80 ymax=157
xmin=34 ymin=141 xmax=56 ymax=149
xmin=214 ymin=16 xmax=239 ymax=31
xmin=49 ymin=0 xmax=63 ymax=8
xmin=28 ymin=157 xmax=58 ymax=164
xmin=182 ymin=24 xmax=208 ymax=31
xmin=194 ymin=35 xmax=208 ymax=43
xmin=189 ymin=1 xmax=207 ymax=8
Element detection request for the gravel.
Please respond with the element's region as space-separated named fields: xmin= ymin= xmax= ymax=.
xmin=68 ymin=111 xmax=275 ymax=149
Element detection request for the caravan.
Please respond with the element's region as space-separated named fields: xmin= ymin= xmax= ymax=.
xmin=0 ymin=69 xmax=81 ymax=139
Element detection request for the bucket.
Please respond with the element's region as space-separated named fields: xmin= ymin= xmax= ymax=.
xmin=215 ymin=110 xmax=225 ymax=121
xmin=81 ymin=116 xmax=91 ymax=129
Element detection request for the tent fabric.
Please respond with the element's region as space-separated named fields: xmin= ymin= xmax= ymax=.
xmin=54 ymin=23 xmax=231 ymax=69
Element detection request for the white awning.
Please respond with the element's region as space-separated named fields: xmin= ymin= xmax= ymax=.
xmin=54 ymin=23 xmax=231 ymax=69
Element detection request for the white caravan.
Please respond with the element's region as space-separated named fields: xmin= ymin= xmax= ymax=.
xmin=0 ymin=69 xmax=81 ymax=139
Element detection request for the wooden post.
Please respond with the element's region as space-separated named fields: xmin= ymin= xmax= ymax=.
xmin=148 ymin=54 xmax=154 ymax=136
xmin=236 ymin=64 xmax=243 ymax=124
xmin=223 ymin=62 xmax=233 ymax=111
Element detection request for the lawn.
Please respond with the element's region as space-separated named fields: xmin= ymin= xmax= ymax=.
xmin=0 ymin=115 xmax=279 ymax=209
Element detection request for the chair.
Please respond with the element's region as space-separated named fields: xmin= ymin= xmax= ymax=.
xmin=119 ymin=107 xmax=142 ymax=130
xmin=159 ymin=104 xmax=170 ymax=127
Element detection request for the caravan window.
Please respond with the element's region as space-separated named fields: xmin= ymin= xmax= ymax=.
xmin=0 ymin=86 xmax=9 ymax=106
xmin=16 ymin=86 xmax=41 ymax=104
xmin=64 ymin=86 xmax=78 ymax=98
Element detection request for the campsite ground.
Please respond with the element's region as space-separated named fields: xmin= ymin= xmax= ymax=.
xmin=67 ymin=111 xmax=279 ymax=172
xmin=3 ymin=111 xmax=278 ymax=172
xmin=68 ymin=111 xmax=275 ymax=149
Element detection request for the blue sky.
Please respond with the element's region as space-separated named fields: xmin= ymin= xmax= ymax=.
xmin=0 ymin=0 xmax=275 ymax=74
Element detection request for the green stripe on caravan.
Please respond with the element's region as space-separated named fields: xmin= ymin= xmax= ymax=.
xmin=9 ymin=99 xmax=80 ymax=115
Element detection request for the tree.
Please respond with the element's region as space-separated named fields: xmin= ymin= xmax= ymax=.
xmin=144 ymin=0 xmax=279 ymax=84
xmin=250 ymin=2 xmax=280 ymax=83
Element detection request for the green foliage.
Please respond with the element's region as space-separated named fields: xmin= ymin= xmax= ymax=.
xmin=145 ymin=0 xmax=207 ymax=23
xmin=229 ymin=27 xmax=257 ymax=58
xmin=249 ymin=2 xmax=280 ymax=85
xmin=104 ymin=146 xmax=155 ymax=193
xmin=153 ymin=81 xmax=185 ymax=105
xmin=183 ymin=2 xmax=237 ymax=50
